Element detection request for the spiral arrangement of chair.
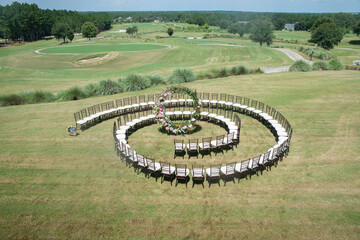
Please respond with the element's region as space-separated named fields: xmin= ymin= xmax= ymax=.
xmin=73 ymin=91 xmax=293 ymax=187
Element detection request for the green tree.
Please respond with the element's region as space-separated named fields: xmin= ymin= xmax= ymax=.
xmin=311 ymin=17 xmax=333 ymax=31
xmin=203 ymin=23 xmax=210 ymax=29
xmin=0 ymin=19 xmax=9 ymax=44
xmin=67 ymin=29 xmax=74 ymax=42
xmin=126 ymin=26 xmax=138 ymax=36
xmin=194 ymin=16 xmax=205 ymax=26
xmin=167 ymin=27 xmax=174 ymax=37
xmin=52 ymin=22 xmax=72 ymax=43
xmin=309 ymin=22 xmax=344 ymax=50
xmin=274 ymin=18 xmax=286 ymax=31
xmin=250 ymin=20 xmax=275 ymax=46
xmin=353 ymin=20 xmax=360 ymax=36
xmin=81 ymin=22 xmax=97 ymax=40
xmin=228 ymin=23 xmax=245 ymax=37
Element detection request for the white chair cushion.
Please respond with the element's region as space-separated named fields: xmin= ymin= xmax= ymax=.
xmin=187 ymin=143 xmax=198 ymax=150
xmin=120 ymin=125 xmax=130 ymax=130
xmin=206 ymin=168 xmax=220 ymax=177
xmin=148 ymin=162 xmax=161 ymax=171
xmin=116 ymin=129 xmax=127 ymax=134
xmin=176 ymin=168 xmax=189 ymax=177
xmin=220 ymin=165 xmax=235 ymax=175
xmin=162 ymin=166 xmax=175 ymax=175
xmin=192 ymin=169 xmax=205 ymax=178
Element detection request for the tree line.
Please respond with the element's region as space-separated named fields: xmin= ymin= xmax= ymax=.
xmin=111 ymin=11 xmax=360 ymax=32
xmin=0 ymin=1 xmax=112 ymax=42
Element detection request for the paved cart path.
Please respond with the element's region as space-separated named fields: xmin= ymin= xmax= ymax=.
xmin=261 ymin=48 xmax=311 ymax=73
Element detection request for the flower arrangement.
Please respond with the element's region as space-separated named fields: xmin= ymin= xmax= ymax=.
xmin=154 ymin=86 xmax=200 ymax=135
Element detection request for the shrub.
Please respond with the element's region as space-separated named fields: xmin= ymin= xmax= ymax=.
xmin=57 ymin=86 xmax=86 ymax=101
xmin=147 ymin=74 xmax=166 ymax=86
xmin=124 ymin=73 xmax=150 ymax=91
xmin=231 ymin=65 xmax=249 ymax=75
xmin=329 ymin=59 xmax=343 ymax=70
xmin=96 ymin=79 xmax=122 ymax=96
xmin=250 ymin=68 xmax=263 ymax=74
xmin=0 ymin=94 xmax=27 ymax=106
xmin=168 ymin=68 xmax=196 ymax=84
xmin=344 ymin=65 xmax=360 ymax=71
xmin=289 ymin=60 xmax=311 ymax=72
xmin=211 ymin=68 xmax=230 ymax=78
xmin=312 ymin=61 xmax=330 ymax=71
xmin=196 ymin=72 xmax=214 ymax=80
xmin=83 ymin=82 xmax=99 ymax=97
xmin=22 ymin=90 xmax=54 ymax=103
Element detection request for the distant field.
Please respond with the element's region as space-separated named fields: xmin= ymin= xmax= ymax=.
xmin=38 ymin=43 xmax=169 ymax=54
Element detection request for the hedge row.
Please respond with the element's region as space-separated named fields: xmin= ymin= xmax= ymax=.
xmin=0 ymin=65 xmax=261 ymax=107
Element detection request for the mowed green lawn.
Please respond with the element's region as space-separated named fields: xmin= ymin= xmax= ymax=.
xmin=39 ymin=44 xmax=169 ymax=54
xmin=0 ymin=70 xmax=359 ymax=239
xmin=0 ymin=37 xmax=293 ymax=94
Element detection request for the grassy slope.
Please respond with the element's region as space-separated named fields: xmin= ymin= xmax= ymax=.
xmin=0 ymin=71 xmax=359 ymax=239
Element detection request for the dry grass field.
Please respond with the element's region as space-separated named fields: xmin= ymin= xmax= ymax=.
xmin=0 ymin=69 xmax=359 ymax=239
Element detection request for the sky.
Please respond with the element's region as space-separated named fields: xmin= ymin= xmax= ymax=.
xmin=1 ymin=0 xmax=359 ymax=13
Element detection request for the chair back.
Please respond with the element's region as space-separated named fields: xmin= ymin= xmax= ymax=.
xmin=147 ymin=158 xmax=155 ymax=170
xmin=227 ymin=132 xmax=234 ymax=144
xmin=258 ymin=102 xmax=264 ymax=112
xmin=74 ymin=112 xmax=81 ymax=122
xmin=209 ymin=164 xmax=221 ymax=176
xmin=265 ymin=105 xmax=271 ymax=114
xmin=87 ymin=106 xmax=94 ymax=116
xmin=160 ymin=162 xmax=171 ymax=174
xmin=251 ymin=99 xmax=258 ymax=109
xmin=241 ymin=159 xmax=250 ymax=172
xmin=174 ymin=139 xmax=185 ymax=150
xmin=188 ymin=139 xmax=199 ymax=151
xmin=80 ymin=109 xmax=87 ymax=119
xmin=235 ymin=96 xmax=243 ymax=104
xmin=108 ymin=101 xmax=115 ymax=109
xmin=116 ymin=99 xmax=123 ymax=108
xmin=94 ymin=104 xmax=100 ymax=113
xmin=220 ymin=93 xmax=227 ymax=101
xmin=215 ymin=135 xmax=225 ymax=147
xmin=252 ymin=155 xmax=261 ymax=169
xmin=225 ymin=162 xmax=236 ymax=174
xmin=262 ymin=151 xmax=270 ymax=165
xmin=139 ymin=95 xmax=145 ymax=103
xmin=201 ymin=137 xmax=212 ymax=149
xmin=175 ymin=163 xmax=187 ymax=176
xmin=211 ymin=93 xmax=218 ymax=100
xmin=123 ymin=98 xmax=130 ymax=106
xmin=203 ymin=93 xmax=209 ymax=100
xmin=137 ymin=153 xmax=147 ymax=166
xmin=271 ymin=108 xmax=277 ymax=118
xmin=227 ymin=95 xmax=234 ymax=103
xmin=148 ymin=94 xmax=154 ymax=102
xmin=101 ymin=102 xmax=108 ymax=111
xmin=192 ymin=165 xmax=204 ymax=177
xmin=130 ymin=96 xmax=137 ymax=105
xmin=243 ymin=97 xmax=249 ymax=106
